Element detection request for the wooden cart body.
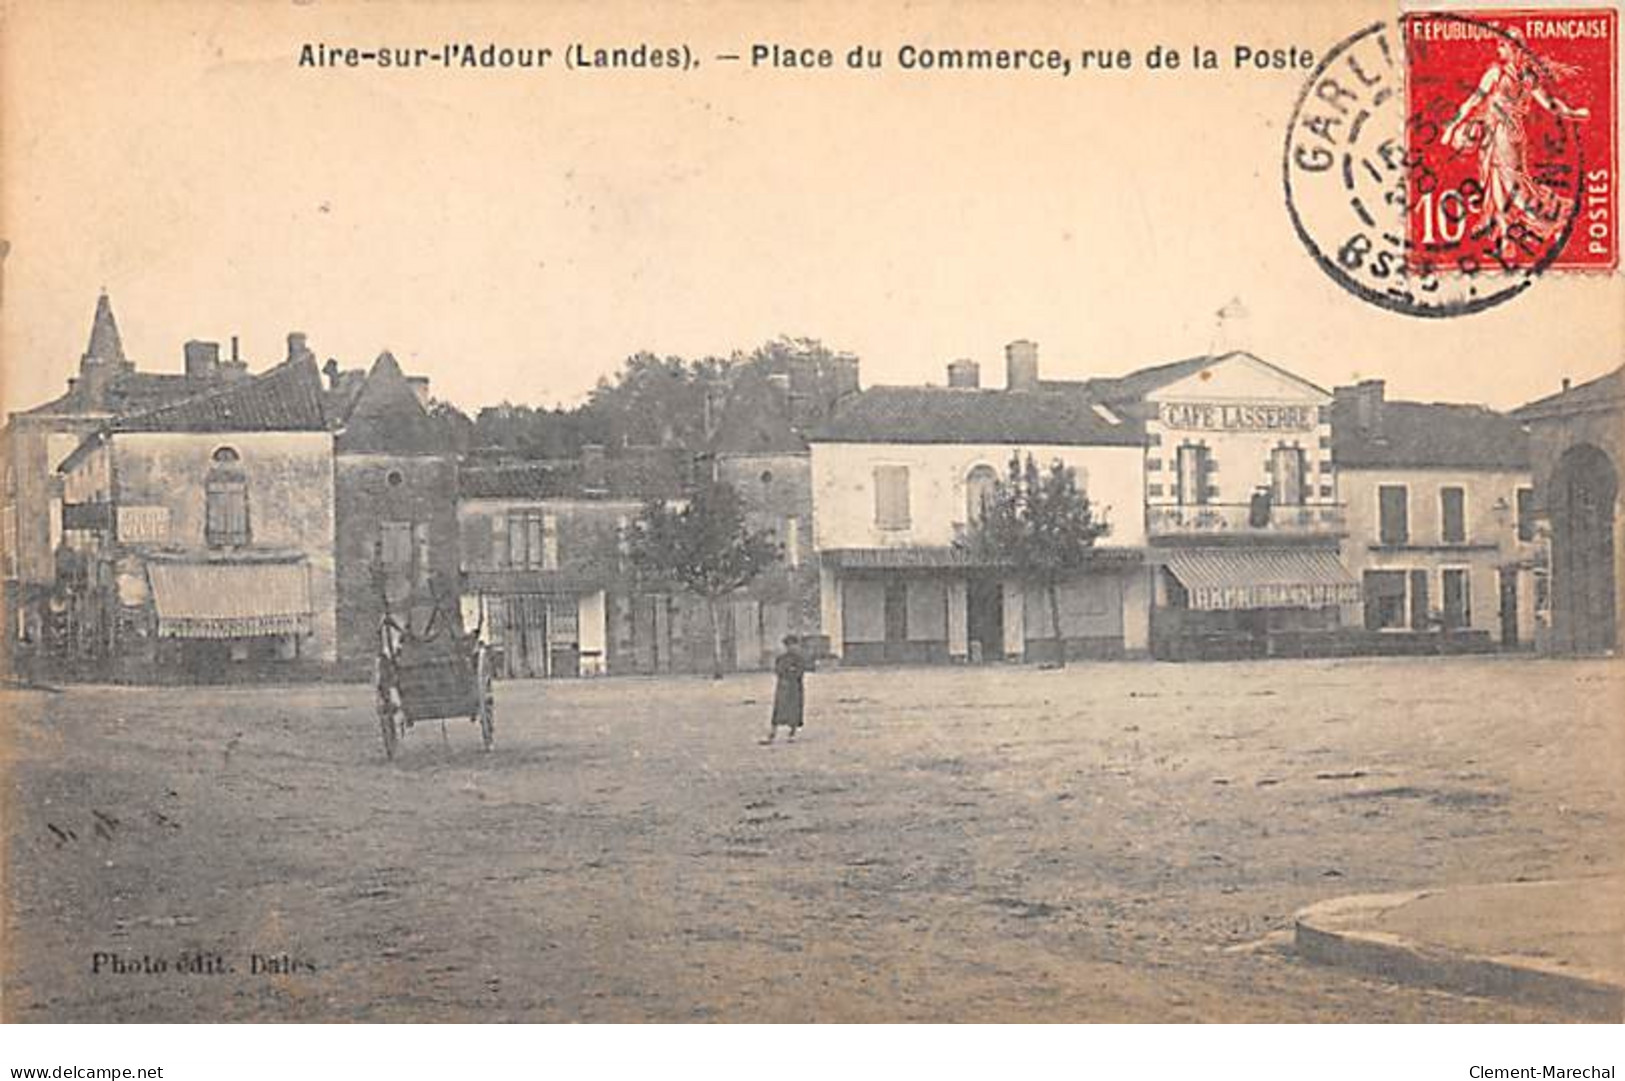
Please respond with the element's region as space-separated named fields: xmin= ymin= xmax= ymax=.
xmin=376 ymin=616 xmax=494 ymax=758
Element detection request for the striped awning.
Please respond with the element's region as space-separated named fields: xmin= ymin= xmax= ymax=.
xmin=148 ymin=559 xmax=313 ymax=639
xmin=1164 ymin=548 xmax=1359 ymax=611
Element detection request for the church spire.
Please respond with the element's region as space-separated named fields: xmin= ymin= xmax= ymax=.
xmin=83 ymin=291 xmax=127 ymax=365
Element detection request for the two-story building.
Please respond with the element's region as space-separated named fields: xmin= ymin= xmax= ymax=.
xmin=1333 ymin=380 xmax=1540 ymax=650
xmin=1060 ymin=350 xmax=1359 ymax=660
xmin=327 ymin=348 xmax=461 ymax=675
xmin=2 ymin=295 xmax=220 ymax=675
xmin=808 ymin=346 xmax=1148 ymax=665
xmin=456 ymin=449 xmax=694 ymax=678
xmin=53 ymin=355 xmax=337 ymax=680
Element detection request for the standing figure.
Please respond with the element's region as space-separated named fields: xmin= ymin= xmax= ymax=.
xmin=763 ymin=635 xmax=806 ymax=744
xmin=1440 ymin=30 xmax=1589 ymax=249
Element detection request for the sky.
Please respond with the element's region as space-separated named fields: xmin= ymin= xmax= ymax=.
xmin=2 ymin=0 xmax=1620 ymax=416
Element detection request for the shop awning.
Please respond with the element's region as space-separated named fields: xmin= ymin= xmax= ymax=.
xmin=148 ymin=559 xmax=313 ymax=639
xmin=1163 ymin=548 xmax=1359 ymax=611
xmin=824 ymin=546 xmax=1143 ymax=571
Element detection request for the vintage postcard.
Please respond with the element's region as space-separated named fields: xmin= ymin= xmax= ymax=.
xmin=1 ymin=0 xmax=1620 ymax=1031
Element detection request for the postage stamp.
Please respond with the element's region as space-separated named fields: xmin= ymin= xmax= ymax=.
xmin=1284 ymin=8 xmax=1616 ymax=318
xmin=1407 ymin=8 xmax=1617 ymax=273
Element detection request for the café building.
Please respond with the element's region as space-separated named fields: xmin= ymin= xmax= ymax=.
xmin=1057 ymin=351 xmax=1360 ymax=659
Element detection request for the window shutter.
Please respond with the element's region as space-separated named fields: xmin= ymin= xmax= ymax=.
xmin=492 ymin=515 xmax=507 ymax=569
xmin=874 ymin=466 xmax=909 ymax=528
xmin=542 ymin=514 xmax=559 ymax=570
xmin=414 ymin=523 xmax=431 ymax=590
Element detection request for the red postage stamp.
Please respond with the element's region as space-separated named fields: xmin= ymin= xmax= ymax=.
xmin=1405 ymin=8 xmax=1618 ymax=272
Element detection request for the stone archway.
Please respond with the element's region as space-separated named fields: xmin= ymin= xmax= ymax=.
xmin=1550 ymin=443 xmax=1619 ymax=654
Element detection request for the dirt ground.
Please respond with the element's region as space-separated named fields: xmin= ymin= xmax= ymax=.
xmin=3 ymin=655 xmax=1620 ymax=1022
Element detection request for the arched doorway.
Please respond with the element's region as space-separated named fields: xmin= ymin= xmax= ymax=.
xmin=1550 ymin=443 xmax=1618 ymax=653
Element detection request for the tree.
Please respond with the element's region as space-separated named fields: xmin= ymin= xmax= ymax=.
xmin=957 ymin=452 xmax=1111 ymax=668
xmin=627 ymin=481 xmax=780 ymax=678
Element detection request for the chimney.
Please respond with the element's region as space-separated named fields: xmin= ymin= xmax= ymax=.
xmin=1562 ymin=377 xmax=1572 ymax=392
xmin=407 ymin=376 xmax=431 ymax=407
xmin=1005 ymin=340 xmax=1039 ymax=391
xmin=286 ymin=332 xmax=314 ymax=364
xmin=1334 ymin=379 xmax=1386 ymax=436
xmin=829 ymin=354 xmax=860 ymax=399
xmin=323 ymin=358 xmax=341 ymax=390
xmin=947 ymin=358 xmax=980 ymax=389
xmin=184 ymin=340 xmax=221 ymax=381
xmin=219 ymin=335 xmax=249 ymax=380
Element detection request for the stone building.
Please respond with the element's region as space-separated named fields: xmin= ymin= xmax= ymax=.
xmin=1333 ymin=381 xmax=1539 ymax=649
xmin=2 ymin=295 xmax=247 ymax=675
xmin=1055 ymin=350 xmax=1358 ymax=660
xmin=326 ymin=348 xmax=460 ymax=675
xmin=808 ymin=345 xmax=1148 ymax=665
xmin=1514 ymin=367 xmax=1623 ymax=654
xmin=456 ymin=450 xmax=694 ymax=677
xmin=53 ymin=356 xmax=337 ymax=680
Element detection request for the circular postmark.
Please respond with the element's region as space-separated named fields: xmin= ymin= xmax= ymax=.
xmin=1284 ymin=15 xmax=1586 ymax=317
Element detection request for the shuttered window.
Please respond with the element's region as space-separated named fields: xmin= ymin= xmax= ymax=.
xmin=874 ymin=466 xmax=910 ymax=529
xmin=204 ymin=447 xmax=249 ymax=548
xmin=503 ymin=510 xmax=559 ymax=569
xmin=1176 ymin=445 xmax=1211 ymax=506
xmin=1516 ymin=488 xmax=1535 ymax=542
xmin=1440 ymin=487 xmax=1465 ymax=544
xmin=1270 ymin=446 xmax=1305 ymax=506
xmin=1378 ymin=485 xmax=1408 ymax=545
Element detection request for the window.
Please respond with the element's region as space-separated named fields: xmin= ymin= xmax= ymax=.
xmin=505 ymin=510 xmax=559 ymax=570
xmin=965 ymin=464 xmax=998 ymax=526
xmin=784 ymin=515 xmax=801 ymax=568
xmin=1409 ymin=569 xmax=1430 ymax=630
xmin=875 ymin=465 xmax=910 ymax=529
xmin=1516 ymin=487 xmax=1536 ymax=542
xmin=1440 ymin=487 xmax=1465 ymax=544
xmin=1378 ymin=485 xmax=1408 ymax=545
xmin=1442 ymin=568 xmax=1470 ymax=630
xmin=1270 ymin=446 xmax=1305 ymax=506
xmin=1176 ymin=444 xmax=1211 ymax=506
xmin=1363 ymin=570 xmax=1408 ymax=630
xmin=379 ymin=521 xmax=431 ymax=603
xmin=204 ymin=447 xmax=249 ymax=547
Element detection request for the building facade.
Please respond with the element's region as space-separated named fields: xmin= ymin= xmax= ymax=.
xmin=53 ymin=357 xmax=338 ymax=680
xmin=1064 ymin=351 xmax=1358 ymax=660
xmin=2 ymin=296 xmax=216 ymax=675
xmin=1334 ymin=381 xmax=1540 ymax=649
xmin=457 ymin=451 xmax=705 ymax=678
xmin=1514 ymin=367 xmax=1623 ymax=655
xmin=809 ymin=349 xmax=1149 ymax=665
xmin=328 ymin=349 xmax=461 ymax=675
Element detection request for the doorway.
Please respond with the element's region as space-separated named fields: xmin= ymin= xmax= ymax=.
xmin=967 ymin=577 xmax=1004 ymax=662
xmin=1499 ymin=568 xmax=1520 ymax=648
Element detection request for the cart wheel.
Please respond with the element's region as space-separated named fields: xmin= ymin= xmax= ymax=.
xmin=475 ymin=646 xmax=494 ymax=751
xmin=375 ymin=657 xmax=401 ymax=760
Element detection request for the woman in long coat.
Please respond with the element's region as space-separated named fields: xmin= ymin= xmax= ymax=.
xmin=764 ymin=636 xmax=806 ymax=743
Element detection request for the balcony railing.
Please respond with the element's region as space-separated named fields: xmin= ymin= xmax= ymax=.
xmin=1147 ymin=502 xmax=1347 ymax=538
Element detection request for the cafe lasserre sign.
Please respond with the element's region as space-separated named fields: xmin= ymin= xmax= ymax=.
xmin=1157 ymin=402 xmax=1316 ymax=432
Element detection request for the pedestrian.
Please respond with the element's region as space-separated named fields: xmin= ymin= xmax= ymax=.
xmin=763 ymin=635 xmax=806 ymax=744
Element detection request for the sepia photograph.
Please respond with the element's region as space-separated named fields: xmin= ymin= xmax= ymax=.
xmin=0 ymin=0 xmax=1621 ymax=1051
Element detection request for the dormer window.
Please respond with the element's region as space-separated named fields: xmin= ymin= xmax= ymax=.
xmin=205 ymin=446 xmax=249 ymax=547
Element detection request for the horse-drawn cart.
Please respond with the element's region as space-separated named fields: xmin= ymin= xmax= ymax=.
xmin=374 ymin=608 xmax=494 ymax=760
